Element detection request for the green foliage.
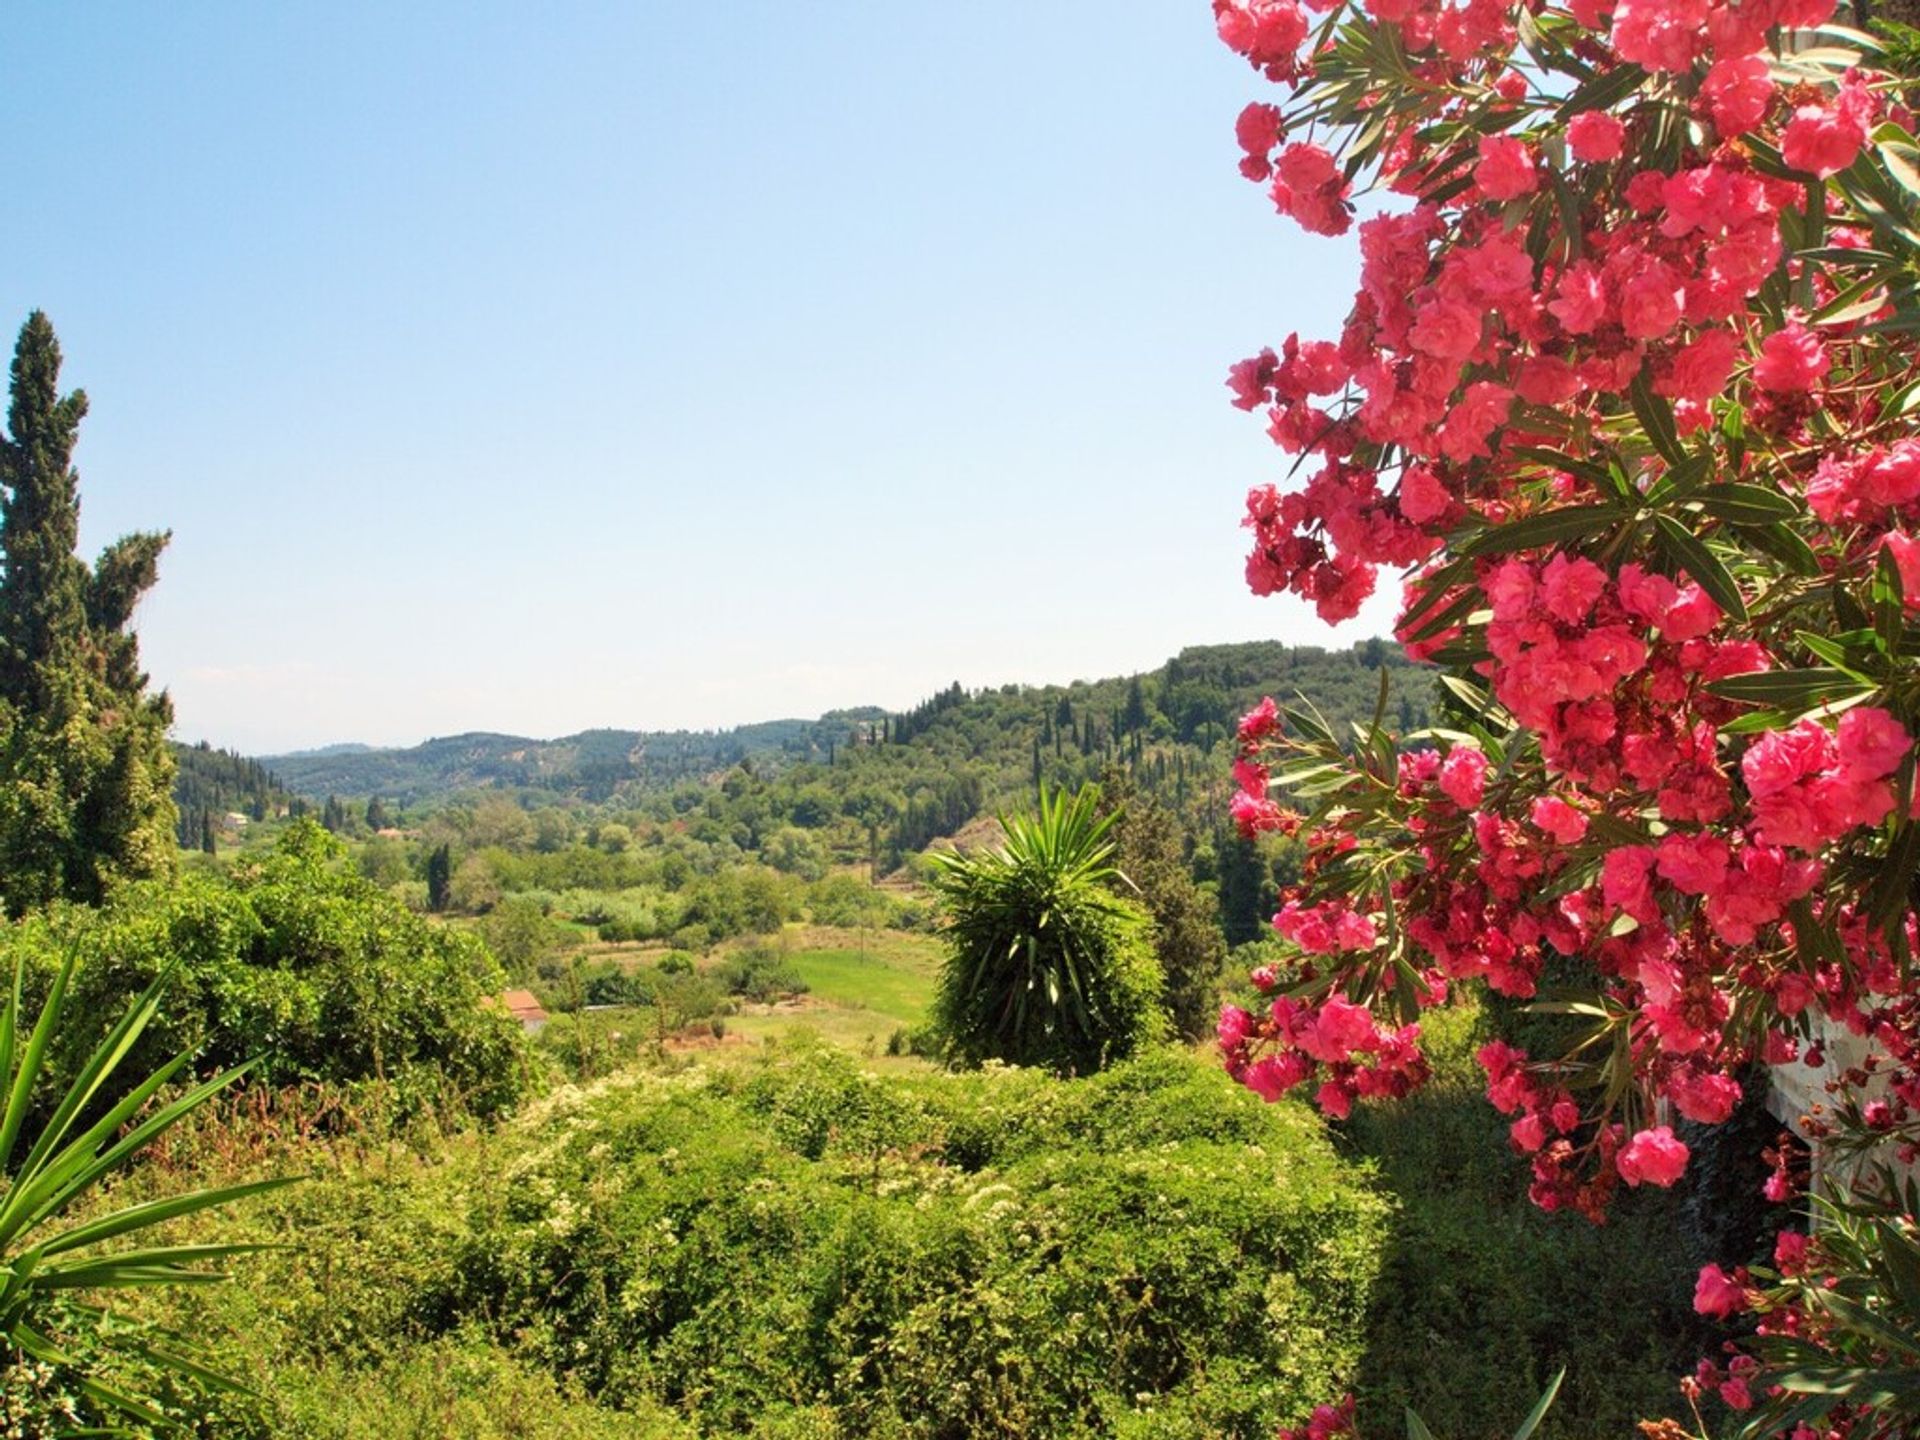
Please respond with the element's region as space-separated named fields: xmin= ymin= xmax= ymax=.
xmin=805 ymin=873 xmax=894 ymax=929
xmin=1405 ymin=1371 xmax=1562 ymax=1440
xmin=0 ymin=948 xmax=293 ymax=1434
xmin=427 ymin=1043 xmax=1386 ymax=1438
xmin=172 ymin=741 xmax=290 ymax=846
xmin=0 ymin=821 xmax=534 ymax=1125
xmin=577 ymin=959 xmax=656 ymax=1008
xmin=425 ymin=843 xmax=452 ymax=913
xmin=0 ymin=313 xmax=177 ymax=917
xmin=1098 ymin=769 xmax=1227 ymax=1040
xmin=715 ymin=945 xmax=810 ymax=1003
xmin=234 ymin=1330 xmax=698 ymax=1440
xmin=1737 ymin=1179 xmax=1920 ymax=1439
xmin=260 ymin=642 xmax=1428 ymax=876
xmin=1342 ymin=1004 xmax=1696 ymax=1439
xmin=478 ymin=895 xmax=568 ymax=982
xmin=930 ymin=786 xmax=1165 ymax=1074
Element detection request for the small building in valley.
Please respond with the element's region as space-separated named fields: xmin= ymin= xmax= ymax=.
xmin=489 ymin=988 xmax=550 ymax=1035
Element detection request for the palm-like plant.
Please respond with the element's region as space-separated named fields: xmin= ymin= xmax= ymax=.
xmin=1406 ymin=1370 xmax=1562 ymax=1440
xmin=927 ymin=784 xmax=1164 ymax=1075
xmin=0 ymin=949 xmax=294 ymax=1432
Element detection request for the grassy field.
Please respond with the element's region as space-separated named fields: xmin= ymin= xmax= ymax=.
xmin=716 ymin=924 xmax=941 ymax=1057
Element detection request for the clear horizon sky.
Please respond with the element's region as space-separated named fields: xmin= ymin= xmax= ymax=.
xmin=4 ymin=3 xmax=1390 ymax=756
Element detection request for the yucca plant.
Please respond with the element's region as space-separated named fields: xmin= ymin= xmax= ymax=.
xmin=927 ymin=783 xmax=1165 ymax=1075
xmin=1406 ymin=1370 xmax=1562 ymax=1440
xmin=0 ymin=948 xmax=294 ymax=1433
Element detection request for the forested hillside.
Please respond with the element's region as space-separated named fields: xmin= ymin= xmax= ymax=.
xmin=171 ymin=741 xmax=296 ymax=850
xmin=262 ymin=639 xmax=1429 ymax=819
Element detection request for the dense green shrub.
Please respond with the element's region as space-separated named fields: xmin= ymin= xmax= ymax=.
xmin=435 ymin=1044 xmax=1385 ymax=1438
xmin=580 ymin=959 xmax=657 ymax=1008
xmin=806 ymin=873 xmax=893 ymax=929
xmin=238 ymin=1332 xmax=698 ymax=1440
xmin=0 ymin=821 xmax=533 ymax=1123
xmin=480 ymin=894 xmax=572 ymax=980
xmin=716 ymin=945 xmax=810 ymax=1003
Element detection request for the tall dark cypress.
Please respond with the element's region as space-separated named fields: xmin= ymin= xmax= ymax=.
xmin=426 ymin=843 xmax=453 ymax=913
xmin=0 ymin=313 xmax=91 ymax=707
xmin=0 ymin=312 xmax=177 ymax=915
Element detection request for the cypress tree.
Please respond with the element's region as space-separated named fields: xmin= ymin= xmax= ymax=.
xmin=0 ymin=312 xmax=176 ymax=915
xmin=1097 ymin=770 xmax=1228 ymax=1040
xmin=1216 ymin=835 xmax=1272 ymax=947
xmin=200 ymin=809 xmax=217 ymax=855
xmin=426 ymin=843 xmax=453 ymax=912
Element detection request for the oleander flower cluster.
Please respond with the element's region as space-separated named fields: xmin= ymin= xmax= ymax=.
xmin=1212 ymin=0 xmax=1920 ymax=1431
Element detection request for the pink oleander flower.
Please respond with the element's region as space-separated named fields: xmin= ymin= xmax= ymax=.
xmin=1617 ymin=1126 xmax=1689 ymax=1187
xmin=1234 ymin=102 xmax=1284 ymax=179
xmin=1781 ymin=71 xmax=1878 ymax=178
xmin=1304 ymin=995 xmax=1380 ymax=1063
xmin=1701 ymin=54 xmax=1773 ymax=136
xmin=1398 ymin=464 xmax=1451 ymax=524
xmin=1218 ymin=1003 xmax=1254 ymax=1052
xmin=1529 ymin=796 xmax=1588 ymax=845
xmin=1601 ymin=845 xmax=1658 ymax=921
xmin=1836 ymin=705 xmax=1910 ymax=780
xmin=1618 ymin=261 xmax=1683 ymax=340
xmin=1237 ymin=695 xmax=1281 ymax=745
xmin=1439 ymin=744 xmax=1489 ymax=809
xmin=1408 ymin=296 xmax=1483 ymax=361
xmin=1272 ymin=142 xmax=1352 ymax=236
xmin=1315 ymin=1080 xmax=1354 ymax=1119
xmin=1538 ymin=553 xmax=1607 ymax=625
xmin=1671 ymin=1068 xmax=1741 ymax=1124
xmin=1214 ymin=0 xmax=1309 ymax=76
xmin=1656 ymin=329 xmax=1740 ymax=405
xmin=1275 ymin=901 xmax=1378 ymax=955
xmin=1510 ymin=1112 xmax=1548 ymax=1152
xmin=1775 ymin=1229 xmax=1810 ymax=1273
xmin=1245 ymin=1052 xmax=1312 ymax=1102
xmin=1655 ymin=830 xmax=1730 ymax=895
xmin=1609 ymin=0 xmax=1709 ymax=73
xmin=1694 ymin=1263 xmax=1747 ymax=1317
xmin=1231 ymin=787 xmax=1286 ymax=838
xmin=1473 ymin=134 xmax=1538 ymax=200
xmin=1753 ymin=323 xmax=1830 ymax=393
xmin=1567 ymin=110 xmax=1625 ymax=162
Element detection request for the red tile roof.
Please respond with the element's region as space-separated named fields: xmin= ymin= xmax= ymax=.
xmin=494 ymin=988 xmax=549 ymax=1023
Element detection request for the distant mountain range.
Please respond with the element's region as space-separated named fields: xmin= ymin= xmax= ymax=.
xmin=242 ymin=640 xmax=1424 ymax=807
xmin=261 ymin=712 xmax=889 ymax=804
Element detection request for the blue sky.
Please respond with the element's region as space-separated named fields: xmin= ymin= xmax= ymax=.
xmin=2 ymin=2 xmax=1385 ymax=754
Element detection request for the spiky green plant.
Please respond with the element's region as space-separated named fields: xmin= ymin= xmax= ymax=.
xmin=0 ymin=948 xmax=293 ymax=1433
xmin=1407 ymin=1370 xmax=1562 ymax=1440
xmin=928 ymin=783 xmax=1164 ymax=1075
